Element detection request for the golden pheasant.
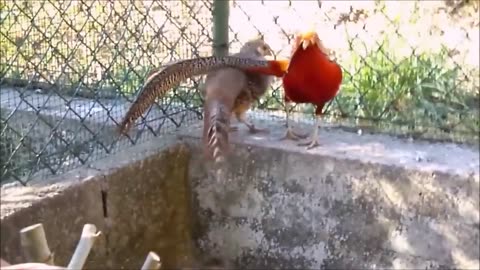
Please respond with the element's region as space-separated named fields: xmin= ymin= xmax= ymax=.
xmin=281 ymin=31 xmax=343 ymax=149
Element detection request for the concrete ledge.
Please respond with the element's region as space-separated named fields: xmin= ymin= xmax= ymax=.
xmin=178 ymin=119 xmax=479 ymax=177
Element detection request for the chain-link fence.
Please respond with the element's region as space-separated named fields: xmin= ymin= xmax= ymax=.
xmin=1 ymin=0 xmax=479 ymax=185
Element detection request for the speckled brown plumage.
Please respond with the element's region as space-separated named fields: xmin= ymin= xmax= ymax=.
xmin=203 ymin=38 xmax=276 ymax=165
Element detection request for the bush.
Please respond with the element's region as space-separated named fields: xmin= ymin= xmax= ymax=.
xmin=331 ymin=36 xmax=479 ymax=137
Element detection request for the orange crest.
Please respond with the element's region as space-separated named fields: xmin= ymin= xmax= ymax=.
xmin=292 ymin=31 xmax=332 ymax=58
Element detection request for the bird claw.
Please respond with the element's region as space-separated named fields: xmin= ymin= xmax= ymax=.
xmin=298 ymin=139 xmax=320 ymax=150
xmin=280 ymin=129 xmax=308 ymax=141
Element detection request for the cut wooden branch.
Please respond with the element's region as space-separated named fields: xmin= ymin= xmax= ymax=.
xmin=140 ymin=252 xmax=161 ymax=270
xmin=19 ymin=223 xmax=54 ymax=265
xmin=67 ymin=224 xmax=101 ymax=270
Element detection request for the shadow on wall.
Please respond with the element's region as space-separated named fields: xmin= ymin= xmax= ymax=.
xmin=186 ymin=139 xmax=479 ymax=269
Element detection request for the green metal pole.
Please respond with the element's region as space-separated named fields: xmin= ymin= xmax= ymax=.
xmin=212 ymin=0 xmax=230 ymax=57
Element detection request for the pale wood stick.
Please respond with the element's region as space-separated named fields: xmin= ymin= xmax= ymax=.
xmin=66 ymin=224 xmax=101 ymax=270
xmin=19 ymin=223 xmax=54 ymax=265
xmin=140 ymin=252 xmax=161 ymax=270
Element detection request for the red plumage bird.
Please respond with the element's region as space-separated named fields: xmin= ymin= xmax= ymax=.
xmin=281 ymin=31 xmax=343 ymax=149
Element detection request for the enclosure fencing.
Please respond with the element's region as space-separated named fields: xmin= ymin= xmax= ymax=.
xmin=1 ymin=0 xmax=478 ymax=185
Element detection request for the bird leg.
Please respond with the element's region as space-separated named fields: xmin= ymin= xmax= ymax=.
xmin=282 ymin=126 xmax=308 ymax=141
xmin=297 ymin=117 xmax=320 ymax=149
xmin=298 ymin=108 xmax=323 ymax=150
xmin=280 ymin=102 xmax=308 ymax=141
xmin=237 ymin=113 xmax=269 ymax=134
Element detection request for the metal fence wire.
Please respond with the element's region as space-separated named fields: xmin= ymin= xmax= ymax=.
xmin=1 ymin=0 xmax=479 ymax=185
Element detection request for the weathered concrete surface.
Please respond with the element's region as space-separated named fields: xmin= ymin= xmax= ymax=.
xmin=1 ymin=136 xmax=198 ymax=269
xmin=180 ymin=119 xmax=480 ymax=269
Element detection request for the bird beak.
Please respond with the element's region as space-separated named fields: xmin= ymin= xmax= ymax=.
xmin=301 ymin=36 xmax=317 ymax=50
xmin=301 ymin=39 xmax=310 ymax=50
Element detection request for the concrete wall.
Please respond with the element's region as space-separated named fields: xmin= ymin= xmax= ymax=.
xmin=181 ymin=121 xmax=479 ymax=269
xmin=1 ymin=138 xmax=199 ymax=269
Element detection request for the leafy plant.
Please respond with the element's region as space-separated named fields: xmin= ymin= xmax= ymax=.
xmin=332 ymin=35 xmax=478 ymax=135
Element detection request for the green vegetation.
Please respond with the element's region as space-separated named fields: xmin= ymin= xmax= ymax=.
xmin=336 ymin=38 xmax=479 ymax=137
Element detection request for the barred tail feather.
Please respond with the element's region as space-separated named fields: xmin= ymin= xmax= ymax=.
xmin=118 ymin=56 xmax=271 ymax=134
xmin=205 ymin=100 xmax=231 ymax=165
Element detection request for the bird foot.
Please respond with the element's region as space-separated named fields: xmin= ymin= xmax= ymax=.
xmin=298 ymin=138 xmax=320 ymax=150
xmin=280 ymin=128 xmax=309 ymax=141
